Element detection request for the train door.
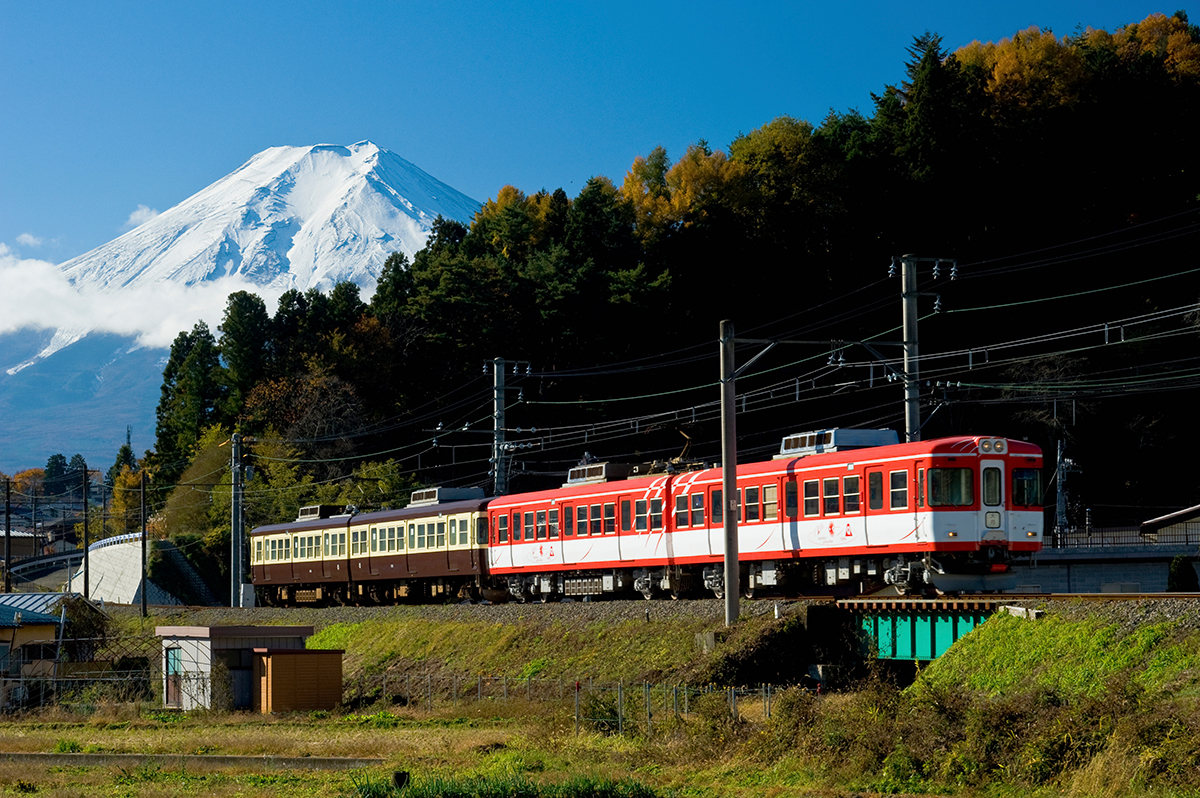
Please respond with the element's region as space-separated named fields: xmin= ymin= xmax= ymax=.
xmin=322 ymin=532 xmax=335 ymax=580
xmin=980 ymin=459 xmax=1007 ymax=543
xmin=863 ymin=469 xmax=883 ymax=545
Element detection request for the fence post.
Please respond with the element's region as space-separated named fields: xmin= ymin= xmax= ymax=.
xmin=618 ymin=682 xmax=624 ymax=735
xmin=574 ymin=680 xmax=580 ymax=736
xmin=648 ymin=681 xmax=657 ymax=739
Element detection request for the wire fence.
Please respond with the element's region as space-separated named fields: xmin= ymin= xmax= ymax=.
xmin=1 ymin=632 xmax=792 ymax=737
xmin=366 ymin=672 xmax=786 ymax=735
xmin=1049 ymin=525 xmax=1200 ymax=548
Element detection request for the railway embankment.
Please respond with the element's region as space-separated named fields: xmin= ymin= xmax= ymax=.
xmin=110 ymin=596 xmax=1200 ymax=795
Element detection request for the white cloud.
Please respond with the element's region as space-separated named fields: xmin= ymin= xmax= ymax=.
xmin=0 ymin=243 xmax=286 ymax=350
xmin=16 ymin=233 xmax=42 ymax=247
xmin=122 ymin=205 xmax=160 ymax=230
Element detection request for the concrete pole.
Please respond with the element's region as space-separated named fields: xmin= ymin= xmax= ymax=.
xmin=720 ymin=320 xmax=739 ymax=626
xmin=901 ymin=256 xmax=921 ymax=442
xmin=231 ymin=432 xmax=243 ymax=607
xmin=493 ymin=359 xmax=507 ymax=496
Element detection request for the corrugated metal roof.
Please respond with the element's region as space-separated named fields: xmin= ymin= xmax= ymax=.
xmin=0 ymin=593 xmax=70 ymax=616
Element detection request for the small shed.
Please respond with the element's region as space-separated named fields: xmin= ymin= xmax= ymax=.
xmin=253 ymin=647 xmax=343 ymax=712
xmin=0 ymin=602 xmax=62 ymax=709
xmin=156 ymin=625 xmax=313 ymax=711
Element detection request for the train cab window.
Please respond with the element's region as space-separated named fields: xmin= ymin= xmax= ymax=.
xmin=868 ymin=472 xmax=884 ymax=510
xmin=525 ymin=512 xmax=536 ymax=541
xmin=691 ymin=493 xmax=705 ymax=526
xmin=563 ymin=505 xmax=574 ymax=536
xmin=823 ymin=478 xmax=840 ymax=515
xmin=650 ymin=498 xmax=664 ymax=530
xmin=635 ymin=499 xmax=648 ymax=532
xmin=548 ymin=509 xmax=559 ymax=539
xmin=437 ymin=522 xmax=446 ymax=548
xmin=675 ymin=495 xmax=688 ymax=527
xmin=803 ymin=481 xmax=819 ymax=516
xmin=784 ymin=482 xmax=797 ymax=519
xmin=712 ymin=490 xmax=723 ymax=524
xmin=497 ymin=514 xmax=509 ymax=543
xmin=983 ymin=467 xmax=1002 ymax=507
xmin=928 ymin=468 xmax=974 ymax=506
xmin=590 ymin=505 xmax=602 ymax=535
xmin=844 ymin=476 xmax=861 ymax=513
xmin=745 ymin=487 xmax=760 ymax=521
xmin=889 ymin=471 xmax=909 ymax=509
xmin=1013 ymin=469 xmax=1042 ymax=507
xmin=764 ymin=485 xmax=778 ymax=519
xmin=604 ymin=503 xmax=616 ymax=533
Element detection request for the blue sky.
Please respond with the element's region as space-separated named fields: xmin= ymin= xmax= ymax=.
xmin=0 ymin=0 xmax=1175 ymax=265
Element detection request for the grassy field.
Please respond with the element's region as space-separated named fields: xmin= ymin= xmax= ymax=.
xmin=7 ymin=598 xmax=1200 ymax=797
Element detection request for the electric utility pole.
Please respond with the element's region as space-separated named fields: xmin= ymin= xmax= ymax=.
xmin=897 ymin=255 xmax=955 ymax=442
xmin=231 ymin=432 xmax=245 ymax=607
xmin=492 ymin=361 xmax=507 ymax=496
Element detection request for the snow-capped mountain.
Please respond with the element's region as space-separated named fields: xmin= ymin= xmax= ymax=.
xmin=0 ymin=142 xmax=481 ymax=475
xmin=60 ymin=141 xmax=480 ymax=293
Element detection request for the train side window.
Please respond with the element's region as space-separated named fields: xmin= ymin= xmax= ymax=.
xmin=604 ymin=503 xmax=616 ymax=534
xmin=524 ymin=512 xmax=536 ymax=541
xmin=712 ymin=489 xmax=723 ymax=524
xmin=417 ymin=523 xmax=426 ymax=549
xmin=691 ymin=493 xmax=705 ymax=526
xmin=890 ymin=470 xmax=908 ymax=509
xmin=804 ymin=481 xmax=819 ymax=516
xmin=392 ymin=526 xmax=400 ymax=552
xmin=590 ymin=505 xmax=602 ymax=535
xmin=256 ymin=540 xmax=263 ymax=563
xmin=823 ymin=478 xmax=840 ymax=515
xmin=398 ymin=525 xmax=406 ymax=550
xmin=536 ymin=510 xmax=547 ymax=540
xmin=784 ymin=482 xmax=797 ymax=519
xmin=635 ymin=499 xmax=648 ymax=531
xmin=1013 ymin=468 xmax=1042 ymax=507
xmin=338 ymin=532 xmax=346 ymax=555
xmin=548 ymin=509 xmax=559 ymax=539
xmin=745 ymin=486 xmax=760 ymax=521
xmin=650 ymin=498 xmax=663 ymax=530
xmin=868 ymin=472 xmax=884 ymax=510
xmin=764 ymin=485 xmax=778 ymax=520
xmin=844 ymin=476 xmax=861 ymax=513
xmin=368 ymin=528 xmax=375 ymax=554
xmin=564 ymin=504 xmax=574 ymax=536
xmin=983 ymin=467 xmax=1002 ymax=506
xmin=497 ymin=515 xmax=508 ymax=543
xmin=437 ymin=522 xmax=447 ymax=548
xmin=577 ymin=505 xmax=589 ymax=536
xmin=675 ymin=495 xmax=688 ymax=527
xmin=284 ymin=537 xmax=291 ymax=560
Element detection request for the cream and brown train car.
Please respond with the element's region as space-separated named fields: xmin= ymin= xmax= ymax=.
xmin=250 ymin=488 xmax=491 ymax=605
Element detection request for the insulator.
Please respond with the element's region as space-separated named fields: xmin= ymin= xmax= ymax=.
xmin=526 ymin=364 xmax=532 ymax=375
xmin=933 ymin=260 xmax=941 ymax=279
xmin=934 ymin=294 xmax=942 ymax=313
xmin=888 ymin=257 xmax=897 ymax=277
xmin=950 ymin=261 xmax=958 ymax=280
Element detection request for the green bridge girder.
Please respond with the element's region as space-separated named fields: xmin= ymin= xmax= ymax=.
xmin=838 ymin=598 xmax=999 ymax=661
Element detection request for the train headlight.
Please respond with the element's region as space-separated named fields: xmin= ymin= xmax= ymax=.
xmin=980 ymin=439 xmax=992 ymax=452
xmin=994 ymin=439 xmax=1007 ymax=454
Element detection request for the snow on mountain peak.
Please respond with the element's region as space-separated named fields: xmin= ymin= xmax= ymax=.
xmin=58 ymin=142 xmax=481 ymax=295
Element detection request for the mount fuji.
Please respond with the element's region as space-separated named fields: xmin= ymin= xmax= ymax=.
xmin=0 ymin=142 xmax=481 ymax=475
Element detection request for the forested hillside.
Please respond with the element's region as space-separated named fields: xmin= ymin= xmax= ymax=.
xmin=110 ymin=13 xmax=1200 ymax=600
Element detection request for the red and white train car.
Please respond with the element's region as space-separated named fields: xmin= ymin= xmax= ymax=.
xmin=486 ymin=430 xmax=1043 ymax=599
